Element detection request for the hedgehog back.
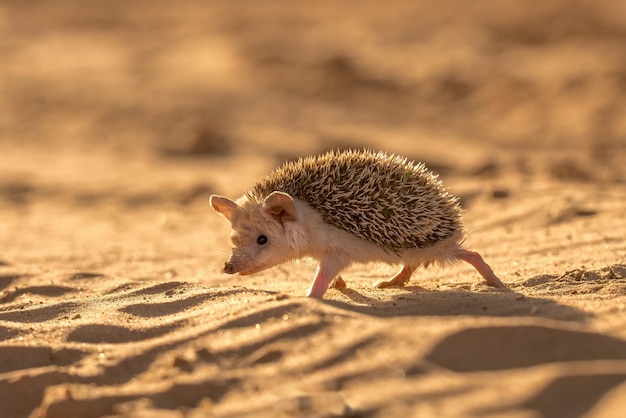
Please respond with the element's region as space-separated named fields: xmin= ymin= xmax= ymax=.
xmin=247 ymin=150 xmax=463 ymax=252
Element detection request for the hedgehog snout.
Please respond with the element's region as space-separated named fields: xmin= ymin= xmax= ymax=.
xmin=223 ymin=260 xmax=237 ymax=274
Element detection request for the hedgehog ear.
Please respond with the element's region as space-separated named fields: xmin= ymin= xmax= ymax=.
xmin=263 ymin=191 xmax=297 ymax=223
xmin=209 ymin=195 xmax=238 ymax=222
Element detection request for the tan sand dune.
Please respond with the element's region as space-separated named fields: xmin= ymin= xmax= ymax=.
xmin=1 ymin=0 xmax=626 ymax=417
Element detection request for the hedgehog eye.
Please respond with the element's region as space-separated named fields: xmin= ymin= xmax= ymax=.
xmin=256 ymin=235 xmax=268 ymax=245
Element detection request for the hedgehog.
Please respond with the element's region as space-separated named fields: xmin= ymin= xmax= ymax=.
xmin=209 ymin=149 xmax=505 ymax=298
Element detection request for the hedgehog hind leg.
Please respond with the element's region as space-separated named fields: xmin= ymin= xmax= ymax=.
xmin=373 ymin=265 xmax=415 ymax=288
xmin=456 ymin=249 xmax=506 ymax=288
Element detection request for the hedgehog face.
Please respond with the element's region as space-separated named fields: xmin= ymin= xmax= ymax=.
xmin=225 ymin=213 xmax=288 ymax=275
xmin=210 ymin=192 xmax=301 ymax=276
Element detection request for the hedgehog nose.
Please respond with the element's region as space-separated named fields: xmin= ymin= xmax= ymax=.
xmin=224 ymin=261 xmax=236 ymax=274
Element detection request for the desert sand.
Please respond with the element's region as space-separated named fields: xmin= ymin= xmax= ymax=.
xmin=1 ymin=1 xmax=626 ymax=417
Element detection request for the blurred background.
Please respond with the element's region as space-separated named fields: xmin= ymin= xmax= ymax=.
xmin=2 ymin=4 xmax=626 ymax=417
xmin=1 ymin=0 xmax=626 ymax=185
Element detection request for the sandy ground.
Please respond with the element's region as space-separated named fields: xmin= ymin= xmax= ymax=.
xmin=2 ymin=1 xmax=626 ymax=417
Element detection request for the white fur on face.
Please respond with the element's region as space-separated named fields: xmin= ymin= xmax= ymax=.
xmin=224 ymin=198 xmax=301 ymax=275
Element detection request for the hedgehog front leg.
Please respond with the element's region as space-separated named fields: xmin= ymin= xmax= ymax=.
xmin=306 ymin=259 xmax=347 ymax=298
xmin=373 ymin=265 xmax=414 ymax=288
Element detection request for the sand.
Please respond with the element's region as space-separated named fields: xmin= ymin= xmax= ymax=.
xmin=1 ymin=0 xmax=626 ymax=417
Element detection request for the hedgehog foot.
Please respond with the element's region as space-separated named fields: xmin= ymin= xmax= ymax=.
xmin=456 ymin=249 xmax=506 ymax=288
xmin=373 ymin=265 xmax=414 ymax=288
xmin=330 ymin=276 xmax=347 ymax=290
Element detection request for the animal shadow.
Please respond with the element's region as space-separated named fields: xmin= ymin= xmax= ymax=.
xmin=327 ymin=288 xmax=588 ymax=322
